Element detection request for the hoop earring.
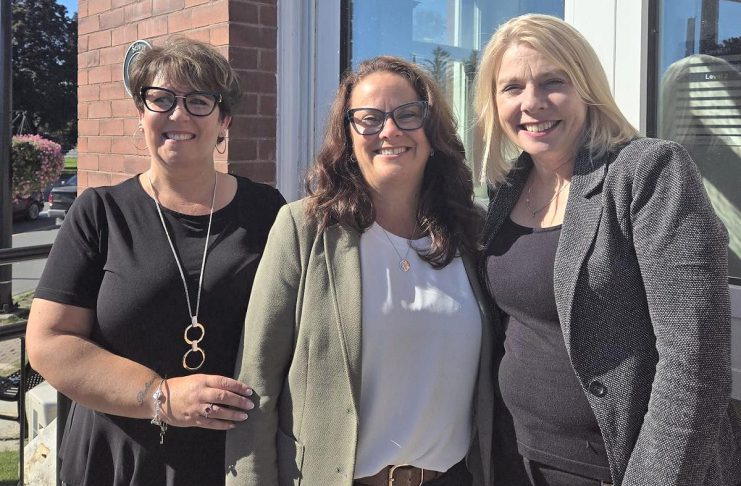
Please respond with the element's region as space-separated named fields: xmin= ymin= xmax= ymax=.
xmin=348 ymin=153 xmax=357 ymax=164
xmin=215 ymin=137 xmax=227 ymax=155
xmin=132 ymin=125 xmax=147 ymax=152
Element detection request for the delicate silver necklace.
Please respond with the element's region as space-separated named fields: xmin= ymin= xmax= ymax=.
xmin=147 ymin=173 xmax=217 ymax=371
xmin=379 ymin=223 xmax=417 ymax=272
xmin=525 ymin=178 xmax=571 ymax=218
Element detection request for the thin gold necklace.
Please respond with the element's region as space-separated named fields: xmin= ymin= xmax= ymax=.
xmin=148 ymin=173 xmax=217 ymax=371
xmin=379 ymin=222 xmax=418 ymax=272
xmin=525 ymin=178 xmax=571 ymax=218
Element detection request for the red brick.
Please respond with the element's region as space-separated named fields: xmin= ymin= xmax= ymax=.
xmin=138 ymin=16 xmax=168 ymax=39
xmin=76 ymin=171 xmax=89 ymax=189
xmin=111 ymin=66 xmax=124 ymax=82
xmin=100 ymin=82 xmax=126 ymax=100
xmin=89 ymin=30 xmax=112 ymax=50
xmin=99 ymin=45 xmax=124 ymax=65
xmin=258 ymin=48 xmax=276 ymax=72
xmin=228 ymin=161 xmax=275 ymax=183
xmin=192 ymin=0 xmax=228 ymax=28
xmin=78 ymin=153 xmax=100 ymax=171
xmin=167 ymin=9 xmax=192 ymax=33
xmin=78 ymin=34 xmax=89 ymax=54
xmin=100 ymin=119 xmax=125 ymax=135
xmin=112 ymin=137 xmax=138 ymax=155
xmin=258 ymin=94 xmax=275 ymax=116
xmin=125 ymin=0 xmax=152 ymax=22
xmin=224 ymin=138 xmax=256 ymax=160
xmin=237 ymin=93 xmax=257 ymax=114
xmin=78 ymin=0 xmax=89 ymax=17
xmin=184 ymin=0 xmax=208 ymax=7
xmin=153 ymin=0 xmax=183 ymax=15
xmin=112 ymin=0 xmax=133 ymax=8
xmin=229 ymin=116 xmax=275 ymax=139
xmin=77 ymin=137 xmax=88 ymax=153
xmin=229 ymin=1 xmax=257 ymax=23
xmin=124 ymin=155 xmax=150 ymax=173
xmin=183 ymin=28 xmax=210 ymax=43
xmin=79 ymin=50 xmax=100 ymax=68
xmin=111 ymin=173 xmax=135 ymax=185
xmin=78 ymin=103 xmax=89 ymax=119
xmin=78 ymin=69 xmax=89 ymax=86
xmin=258 ymin=4 xmax=276 ymax=26
xmin=100 ymin=8 xmax=125 ymax=29
xmin=112 ymin=99 xmax=139 ymax=117
xmin=229 ymin=46 xmax=257 ymax=69
xmin=231 ymin=24 xmax=275 ymax=50
xmin=111 ymin=23 xmax=139 ymax=46
xmin=124 ymin=118 xmax=141 ymax=136
xmin=89 ymin=101 xmax=112 ymax=118
xmin=88 ymin=0 xmax=112 ymax=16
xmin=88 ymin=171 xmax=112 ymax=188
xmin=209 ymin=24 xmax=229 ymax=45
xmin=79 ymin=84 xmax=100 ymax=102
xmin=257 ymin=139 xmax=275 ymax=160
xmin=78 ymin=15 xmax=100 ymax=35
xmin=78 ymin=119 xmax=100 ymax=137
xmin=99 ymin=154 xmax=125 ymax=172
xmin=238 ymin=71 xmax=275 ymax=94
xmin=89 ymin=64 xmax=113 ymax=84
xmin=88 ymin=136 xmax=112 ymax=153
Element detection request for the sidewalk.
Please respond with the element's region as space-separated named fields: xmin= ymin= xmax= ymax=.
xmin=0 ymin=338 xmax=23 ymax=451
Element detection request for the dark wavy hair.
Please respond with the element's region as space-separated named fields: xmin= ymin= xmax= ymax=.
xmin=305 ymin=56 xmax=481 ymax=268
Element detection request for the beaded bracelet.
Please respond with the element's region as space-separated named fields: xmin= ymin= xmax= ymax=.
xmin=151 ymin=378 xmax=168 ymax=444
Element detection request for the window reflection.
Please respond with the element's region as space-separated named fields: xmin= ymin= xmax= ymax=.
xmin=346 ymin=0 xmax=564 ymax=196
xmin=657 ymin=0 xmax=741 ymax=280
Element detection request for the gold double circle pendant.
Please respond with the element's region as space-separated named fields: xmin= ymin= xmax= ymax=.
xmin=183 ymin=319 xmax=206 ymax=371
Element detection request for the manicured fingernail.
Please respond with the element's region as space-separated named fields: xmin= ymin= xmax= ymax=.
xmin=238 ymin=413 xmax=248 ymax=420
xmin=245 ymin=389 xmax=253 ymax=396
xmin=246 ymin=401 xmax=255 ymax=410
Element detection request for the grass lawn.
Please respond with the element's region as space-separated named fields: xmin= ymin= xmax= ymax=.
xmin=0 ymin=450 xmax=19 ymax=485
xmin=63 ymin=155 xmax=77 ymax=170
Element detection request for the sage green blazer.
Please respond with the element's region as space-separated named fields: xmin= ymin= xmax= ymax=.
xmin=225 ymin=200 xmax=494 ymax=486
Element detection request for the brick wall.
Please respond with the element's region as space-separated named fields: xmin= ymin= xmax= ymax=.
xmin=77 ymin=0 xmax=277 ymax=190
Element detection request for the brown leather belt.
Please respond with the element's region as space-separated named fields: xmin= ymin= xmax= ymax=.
xmin=354 ymin=465 xmax=443 ymax=486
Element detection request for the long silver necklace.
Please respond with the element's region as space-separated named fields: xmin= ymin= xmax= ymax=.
xmin=147 ymin=173 xmax=217 ymax=371
xmin=379 ymin=223 xmax=417 ymax=272
xmin=525 ymin=178 xmax=571 ymax=218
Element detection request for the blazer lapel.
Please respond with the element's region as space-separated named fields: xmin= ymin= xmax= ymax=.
xmin=482 ymin=155 xmax=531 ymax=252
xmin=324 ymin=223 xmax=363 ymax=411
xmin=554 ymin=149 xmax=608 ymax=350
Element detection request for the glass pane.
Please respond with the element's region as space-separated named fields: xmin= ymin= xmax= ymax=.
xmin=656 ymin=0 xmax=741 ymax=280
xmin=346 ymin=0 xmax=565 ymax=197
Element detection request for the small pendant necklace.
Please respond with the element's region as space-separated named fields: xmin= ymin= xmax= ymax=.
xmin=525 ymin=178 xmax=571 ymax=218
xmin=147 ymin=173 xmax=217 ymax=371
xmin=379 ymin=223 xmax=418 ymax=272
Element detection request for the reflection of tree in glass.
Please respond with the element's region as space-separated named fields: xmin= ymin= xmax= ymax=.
xmin=413 ymin=8 xmax=447 ymax=43
xmin=700 ymin=36 xmax=741 ymax=57
xmin=419 ymin=46 xmax=452 ymax=91
xmin=659 ymin=54 xmax=741 ymax=277
xmin=464 ymin=50 xmax=479 ymax=84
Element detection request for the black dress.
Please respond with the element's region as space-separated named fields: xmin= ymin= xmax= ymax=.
xmin=35 ymin=175 xmax=285 ymax=486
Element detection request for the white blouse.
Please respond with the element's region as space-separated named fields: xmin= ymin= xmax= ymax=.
xmin=354 ymin=223 xmax=482 ymax=478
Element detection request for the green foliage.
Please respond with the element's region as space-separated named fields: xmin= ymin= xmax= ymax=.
xmin=11 ymin=135 xmax=64 ymax=199
xmin=12 ymin=0 xmax=77 ymax=150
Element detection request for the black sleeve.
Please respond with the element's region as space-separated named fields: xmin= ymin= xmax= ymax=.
xmin=34 ymin=188 xmax=108 ymax=309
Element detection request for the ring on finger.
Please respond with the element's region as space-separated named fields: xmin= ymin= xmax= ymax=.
xmin=204 ymin=403 xmax=214 ymax=419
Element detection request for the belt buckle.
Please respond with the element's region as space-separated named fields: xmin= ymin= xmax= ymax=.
xmin=387 ymin=465 xmax=425 ymax=486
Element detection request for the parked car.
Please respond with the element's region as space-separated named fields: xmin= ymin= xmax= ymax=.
xmin=48 ymin=175 xmax=77 ymax=220
xmin=12 ymin=191 xmax=44 ymax=221
xmin=42 ymin=171 xmax=77 ymax=201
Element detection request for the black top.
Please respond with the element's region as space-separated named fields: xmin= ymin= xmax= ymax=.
xmin=35 ymin=175 xmax=285 ymax=486
xmin=485 ymin=218 xmax=611 ymax=481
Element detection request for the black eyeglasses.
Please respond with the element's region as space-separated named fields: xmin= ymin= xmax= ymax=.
xmin=346 ymin=101 xmax=429 ymax=135
xmin=140 ymin=86 xmax=222 ymax=117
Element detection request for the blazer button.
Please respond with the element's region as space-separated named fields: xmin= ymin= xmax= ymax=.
xmin=588 ymin=380 xmax=607 ymax=397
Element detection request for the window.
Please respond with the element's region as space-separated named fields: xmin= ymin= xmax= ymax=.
xmin=654 ymin=0 xmax=741 ymax=283
xmin=343 ymin=0 xmax=564 ymax=195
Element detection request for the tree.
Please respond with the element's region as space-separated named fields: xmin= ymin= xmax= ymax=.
xmin=12 ymin=0 xmax=77 ymax=151
xmin=421 ymin=46 xmax=451 ymax=92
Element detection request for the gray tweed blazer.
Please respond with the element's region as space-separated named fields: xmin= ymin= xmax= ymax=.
xmin=483 ymin=138 xmax=741 ymax=486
